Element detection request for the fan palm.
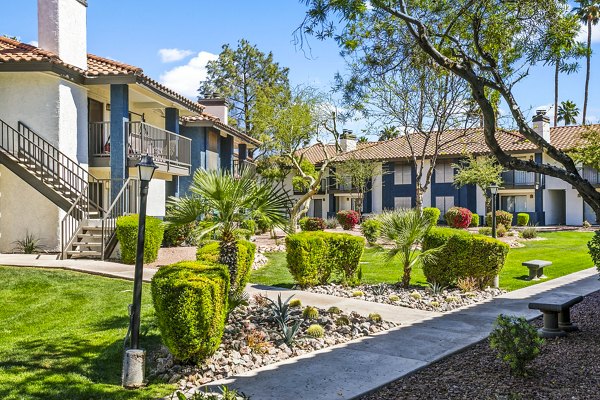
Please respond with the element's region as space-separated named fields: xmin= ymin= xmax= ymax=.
xmin=379 ymin=209 xmax=438 ymax=288
xmin=166 ymin=167 xmax=290 ymax=291
xmin=573 ymin=0 xmax=600 ymax=124
xmin=557 ymin=100 xmax=580 ymax=125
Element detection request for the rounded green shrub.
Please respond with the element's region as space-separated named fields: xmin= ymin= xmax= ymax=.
xmin=285 ymin=232 xmax=365 ymax=287
xmin=163 ymin=221 xmax=196 ymax=247
xmin=335 ymin=316 xmax=351 ymax=326
xmin=368 ymin=313 xmax=382 ymax=322
xmin=302 ymin=306 xmax=319 ymax=320
xmin=361 ymin=218 xmax=382 ymax=244
xmin=289 ymin=299 xmax=302 ymax=308
xmin=299 ymin=217 xmax=326 ymax=231
xmin=116 ymin=214 xmax=164 ymax=264
xmin=196 ymin=240 xmax=256 ymax=296
xmin=517 ymin=213 xmax=530 ymax=226
xmin=422 ymin=207 xmax=441 ymax=227
xmin=496 ymin=223 xmax=507 ymax=237
xmin=422 ymin=227 xmax=509 ymax=287
xmin=478 ymin=227 xmax=492 ymax=236
xmin=151 ymin=261 xmax=229 ymax=362
xmin=587 ymin=230 xmax=600 ymax=275
xmin=470 ymin=213 xmax=480 ymax=227
xmin=352 ymin=290 xmax=364 ymax=297
xmin=306 ymin=324 xmax=325 ymax=338
xmin=389 ymin=295 xmax=400 ymax=302
xmin=327 ymin=306 xmax=342 ymax=314
xmin=486 ymin=210 xmax=513 ymax=228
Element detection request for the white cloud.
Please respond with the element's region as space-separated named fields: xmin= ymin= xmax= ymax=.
xmin=159 ymin=51 xmax=218 ymax=99
xmin=28 ymin=40 xmax=38 ymax=47
xmin=158 ymin=48 xmax=194 ymax=63
xmin=576 ymin=23 xmax=600 ymax=44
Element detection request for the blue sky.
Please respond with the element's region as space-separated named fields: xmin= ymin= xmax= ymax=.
xmin=2 ymin=0 xmax=599 ymax=136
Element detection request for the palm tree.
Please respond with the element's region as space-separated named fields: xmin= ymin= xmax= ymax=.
xmin=557 ymin=100 xmax=580 ymax=125
xmin=573 ymin=1 xmax=600 ymax=124
xmin=379 ymin=209 xmax=438 ymax=288
xmin=166 ymin=167 xmax=289 ymax=291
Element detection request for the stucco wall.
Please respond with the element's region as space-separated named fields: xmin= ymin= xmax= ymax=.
xmin=147 ymin=179 xmax=166 ymax=218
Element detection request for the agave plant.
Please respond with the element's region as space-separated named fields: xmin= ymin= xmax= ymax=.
xmin=166 ymin=167 xmax=290 ymax=293
xmin=379 ymin=209 xmax=439 ymax=288
xmin=265 ymin=294 xmax=302 ymax=346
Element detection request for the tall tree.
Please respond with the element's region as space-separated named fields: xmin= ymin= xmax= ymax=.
xmin=299 ymin=0 xmax=600 ymax=221
xmin=453 ymin=154 xmax=504 ymax=212
xmin=573 ymin=0 xmax=600 ymax=124
xmin=557 ymin=100 xmax=580 ymax=125
xmin=198 ymin=39 xmax=290 ymax=138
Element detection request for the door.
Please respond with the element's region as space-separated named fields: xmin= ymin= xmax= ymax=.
xmin=88 ymin=99 xmax=106 ymax=155
xmin=313 ymin=199 xmax=323 ymax=219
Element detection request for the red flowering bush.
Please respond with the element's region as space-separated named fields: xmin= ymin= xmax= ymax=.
xmin=299 ymin=217 xmax=326 ymax=231
xmin=336 ymin=210 xmax=360 ymax=230
xmin=444 ymin=207 xmax=473 ymax=229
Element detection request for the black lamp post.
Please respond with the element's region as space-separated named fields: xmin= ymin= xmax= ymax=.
xmin=489 ymin=184 xmax=499 ymax=239
xmin=122 ymin=154 xmax=157 ymax=388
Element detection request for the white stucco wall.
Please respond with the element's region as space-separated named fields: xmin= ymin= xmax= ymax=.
xmin=475 ymin=186 xmax=486 ymax=216
xmin=38 ymin=0 xmax=87 ymax=70
xmin=372 ymin=164 xmax=383 ymax=213
xmin=147 ymin=179 xmax=166 ymax=217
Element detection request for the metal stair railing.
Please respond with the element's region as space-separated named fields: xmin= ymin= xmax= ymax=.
xmin=100 ymin=178 xmax=139 ymax=259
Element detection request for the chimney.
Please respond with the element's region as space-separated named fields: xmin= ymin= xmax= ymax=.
xmin=38 ymin=0 xmax=88 ymax=70
xmin=198 ymin=95 xmax=228 ymax=125
xmin=532 ymin=109 xmax=550 ymax=143
xmin=340 ymin=129 xmax=357 ymax=152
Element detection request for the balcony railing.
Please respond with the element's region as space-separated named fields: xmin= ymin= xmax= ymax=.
xmin=293 ymin=178 xmax=327 ymax=195
xmin=328 ymin=176 xmax=356 ymax=193
xmin=581 ymin=166 xmax=600 ymax=185
xmin=88 ymin=121 xmax=191 ymax=169
xmin=501 ymin=170 xmax=536 ymax=187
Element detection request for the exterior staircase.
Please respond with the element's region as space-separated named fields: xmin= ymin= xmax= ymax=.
xmin=0 ymin=118 xmax=137 ymax=259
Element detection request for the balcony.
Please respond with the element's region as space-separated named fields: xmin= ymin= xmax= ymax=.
xmin=88 ymin=121 xmax=191 ymax=175
xmin=293 ymin=178 xmax=328 ymax=195
xmin=580 ymin=166 xmax=600 ymax=186
xmin=328 ymin=176 xmax=357 ymax=193
xmin=501 ymin=170 xmax=537 ymax=189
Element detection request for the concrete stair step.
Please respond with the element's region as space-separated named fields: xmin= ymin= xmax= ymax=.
xmin=66 ymin=250 xmax=102 ymax=257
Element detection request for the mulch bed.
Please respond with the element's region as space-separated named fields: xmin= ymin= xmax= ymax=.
xmin=361 ymin=290 xmax=600 ymax=400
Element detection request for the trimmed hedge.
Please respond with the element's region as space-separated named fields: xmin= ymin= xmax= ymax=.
xmin=517 ymin=213 xmax=530 ymax=226
xmin=422 ymin=227 xmax=509 ymax=287
xmin=470 ymin=213 xmax=480 ymax=227
xmin=116 ymin=214 xmax=164 ymax=264
xmin=299 ymin=217 xmax=326 ymax=231
xmin=486 ymin=210 xmax=513 ymax=228
xmin=422 ymin=207 xmax=441 ymax=227
xmin=444 ymin=207 xmax=472 ymax=229
xmin=361 ymin=218 xmax=382 ymax=244
xmin=151 ymin=261 xmax=229 ymax=362
xmin=196 ymin=240 xmax=256 ymax=295
xmin=286 ymin=232 xmax=365 ymax=287
xmin=336 ymin=210 xmax=360 ymax=230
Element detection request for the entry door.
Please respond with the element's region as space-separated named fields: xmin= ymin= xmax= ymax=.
xmin=313 ymin=199 xmax=323 ymax=219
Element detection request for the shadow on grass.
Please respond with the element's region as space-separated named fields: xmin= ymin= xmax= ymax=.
xmin=515 ymin=274 xmax=531 ymax=281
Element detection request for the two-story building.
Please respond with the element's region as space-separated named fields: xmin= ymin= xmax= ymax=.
xmin=294 ymin=116 xmax=599 ymax=226
xmin=0 ymin=0 xmax=259 ymax=258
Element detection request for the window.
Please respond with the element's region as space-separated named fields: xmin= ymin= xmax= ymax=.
xmin=394 ymin=163 xmax=412 ymax=185
xmin=394 ymin=197 xmax=412 ymax=209
xmin=208 ymin=130 xmax=218 ymax=152
xmin=436 ymin=196 xmax=454 ymax=216
xmin=500 ymin=195 xmax=527 ymax=213
xmin=435 ymin=162 xmax=454 ymax=183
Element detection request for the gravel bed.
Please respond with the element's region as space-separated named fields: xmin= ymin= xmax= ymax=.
xmin=361 ymin=290 xmax=600 ymax=400
xmin=304 ymin=283 xmax=505 ymax=312
xmin=150 ymin=296 xmax=397 ymax=395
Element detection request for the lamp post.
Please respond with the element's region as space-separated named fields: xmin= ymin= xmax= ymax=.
xmin=489 ymin=184 xmax=499 ymax=239
xmin=122 ymin=154 xmax=157 ymax=388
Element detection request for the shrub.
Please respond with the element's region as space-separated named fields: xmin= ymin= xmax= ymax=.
xmin=422 ymin=207 xmax=441 ymax=227
xmin=422 ymin=227 xmax=509 ymax=287
xmin=163 ymin=221 xmax=196 ymax=247
xmin=299 ymin=217 xmax=325 ymax=231
xmin=444 ymin=207 xmax=473 ymax=229
xmin=254 ymin=214 xmax=271 ymax=234
xmin=517 ymin=213 xmax=530 ymax=226
xmin=240 ymin=219 xmax=257 ymax=235
xmin=486 ymin=210 xmax=513 ymax=228
xmin=151 ymin=261 xmax=229 ymax=362
xmin=335 ymin=316 xmax=350 ymax=326
xmin=327 ymin=306 xmax=342 ymax=314
xmin=302 ymin=306 xmax=319 ymax=320
xmin=361 ymin=218 xmax=382 ymax=244
xmin=470 ymin=213 xmax=480 ymax=227
xmin=352 ymin=290 xmax=364 ymax=297
xmin=389 ymin=295 xmax=400 ymax=302
xmin=478 ymin=227 xmax=492 ymax=236
xmin=196 ymin=240 xmax=256 ymax=296
xmin=489 ymin=314 xmax=543 ymax=376
xmin=336 ymin=210 xmax=360 ymax=230
xmin=289 ymin=299 xmax=302 ymax=308
xmin=496 ymin=223 xmax=507 ymax=237
xmin=587 ymin=230 xmax=600 ymax=275
xmin=306 ymin=324 xmax=325 ymax=338
xmin=368 ymin=313 xmax=382 ymax=322
xmin=286 ymin=232 xmax=365 ymax=287
xmin=325 ymin=218 xmax=338 ymax=229
xmin=116 ymin=214 xmax=164 ymax=264
xmin=521 ymin=226 xmax=538 ymax=239
xmin=456 ymin=276 xmax=478 ymax=292
xmin=12 ymin=232 xmax=45 ymax=254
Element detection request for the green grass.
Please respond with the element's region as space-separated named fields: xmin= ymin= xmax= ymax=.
xmin=250 ymin=231 xmax=594 ymax=291
xmin=0 ymin=266 xmax=174 ymax=400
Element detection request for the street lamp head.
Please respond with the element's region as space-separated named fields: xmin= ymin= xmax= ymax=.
xmin=489 ymin=184 xmax=499 ymax=195
xmin=137 ymin=154 xmax=157 ymax=182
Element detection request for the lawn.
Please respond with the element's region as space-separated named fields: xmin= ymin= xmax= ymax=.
xmin=0 ymin=266 xmax=174 ymax=400
xmin=250 ymin=231 xmax=595 ymax=291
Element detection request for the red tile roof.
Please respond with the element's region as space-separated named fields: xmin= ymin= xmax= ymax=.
xmin=182 ymin=113 xmax=262 ymax=147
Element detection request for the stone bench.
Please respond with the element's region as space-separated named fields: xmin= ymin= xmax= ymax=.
xmin=523 ymin=259 xmax=552 ymax=281
xmin=528 ymin=294 xmax=583 ymax=338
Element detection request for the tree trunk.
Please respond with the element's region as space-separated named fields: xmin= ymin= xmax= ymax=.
xmin=554 ymin=59 xmax=559 ymax=127
xmin=583 ymin=21 xmax=591 ymax=125
xmin=401 ymin=261 xmax=411 ymax=289
xmin=289 ymin=189 xmax=317 ymax=233
xmin=219 ymin=233 xmax=239 ymax=291
xmin=415 ymin=185 xmax=424 ymax=211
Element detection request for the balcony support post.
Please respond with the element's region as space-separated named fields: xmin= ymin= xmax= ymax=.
xmin=110 ymin=84 xmax=129 ymax=202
